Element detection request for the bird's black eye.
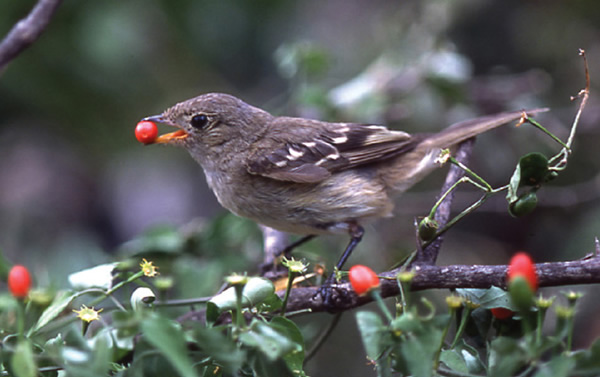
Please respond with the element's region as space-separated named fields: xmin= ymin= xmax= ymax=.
xmin=190 ymin=114 xmax=209 ymax=129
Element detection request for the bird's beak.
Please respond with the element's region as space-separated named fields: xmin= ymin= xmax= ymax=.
xmin=142 ymin=115 xmax=188 ymax=144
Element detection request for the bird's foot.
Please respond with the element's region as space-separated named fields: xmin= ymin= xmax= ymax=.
xmin=313 ymin=275 xmax=351 ymax=312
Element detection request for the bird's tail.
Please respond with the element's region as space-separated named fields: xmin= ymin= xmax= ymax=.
xmin=423 ymin=108 xmax=549 ymax=149
xmin=384 ymin=107 xmax=549 ymax=193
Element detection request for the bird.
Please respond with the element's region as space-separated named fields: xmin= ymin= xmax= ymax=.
xmin=140 ymin=92 xmax=547 ymax=302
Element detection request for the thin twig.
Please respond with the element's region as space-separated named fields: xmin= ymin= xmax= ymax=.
xmin=0 ymin=0 xmax=63 ymax=72
xmin=548 ymin=49 xmax=590 ymax=168
xmin=567 ymin=49 xmax=590 ymax=149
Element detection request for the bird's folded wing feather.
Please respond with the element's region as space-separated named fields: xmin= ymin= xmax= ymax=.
xmin=246 ymin=118 xmax=415 ymax=183
xmin=245 ymin=108 xmax=549 ymax=184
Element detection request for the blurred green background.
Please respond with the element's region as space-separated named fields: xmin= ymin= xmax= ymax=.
xmin=1 ymin=0 xmax=600 ymax=375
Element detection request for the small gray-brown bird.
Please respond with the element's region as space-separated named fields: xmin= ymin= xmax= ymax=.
xmin=141 ymin=93 xmax=546 ymax=301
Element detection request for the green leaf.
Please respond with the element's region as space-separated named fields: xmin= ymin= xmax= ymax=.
xmin=506 ymin=162 xmax=521 ymax=204
xmin=111 ymin=310 xmax=140 ymax=352
xmin=249 ymin=350 xmax=295 ymax=377
xmin=488 ymin=336 xmax=527 ymax=377
xmin=68 ymin=330 xmax=111 ymax=375
xmin=269 ymin=317 xmax=305 ymax=375
xmin=390 ymin=311 xmax=421 ymax=333
xmin=92 ymin=327 xmax=134 ymax=353
xmin=506 ymin=152 xmax=546 ymax=217
xmin=453 ymin=339 xmax=485 ymax=374
xmin=205 ymin=301 xmax=220 ymax=324
xmin=11 ymin=339 xmax=36 ymax=377
xmin=240 ymin=320 xmax=297 ymax=361
xmin=572 ymin=337 xmax=600 ymax=372
xmin=356 ymin=311 xmax=393 ymax=377
xmin=29 ymin=290 xmax=78 ymax=335
xmin=506 ymin=152 xmax=548 ymax=209
xmin=469 ymin=306 xmax=497 ymax=340
xmin=397 ymin=325 xmax=442 ymax=377
xmin=390 ymin=314 xmax=446 ymax=377
xmin=519 ymin=152 xmax=549 ymax=186
xmin=194 ymin=326 xmax=245 ymax=373
xmin=257 ymin=290 xmax=283 ymax=313
xmin=440 ymin=339 xmax=485 ymax=374
xmin=207 ymin=277 xmax=275 ymax=322
xmin=460 ymin=286 xmax=521 ymax=337
xmin=356 ymin=311 xmax=386 ymax=361
xmin=532 ymin=355 xmax=575 ymax=377
xmin=457 ymin=287 xmax=514 ymax=310
xmin=130 ymin=340 xmax=182 ymax=377
xmin=440 ymin=349 xmax=468 ymax=373
xmin=141 ymin=315 xmax=197 ymax=377
xmin=0 ymin=293 xmax=18 ymax=311
xmin=43 ymin=334 xmax=65 ymax=358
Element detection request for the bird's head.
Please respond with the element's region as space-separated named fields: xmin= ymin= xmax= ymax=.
xmin=141 ymin=93 xmax=272 ymax=167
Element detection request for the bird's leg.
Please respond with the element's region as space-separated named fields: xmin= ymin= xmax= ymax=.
xmin=317 ymin=222 xmax=365 ymax=309
xmin=332 ymin=223 xmax=364 ymax=273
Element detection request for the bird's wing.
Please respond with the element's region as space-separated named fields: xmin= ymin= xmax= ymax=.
xmin=246 ymin=118 xmax=416 ymax=183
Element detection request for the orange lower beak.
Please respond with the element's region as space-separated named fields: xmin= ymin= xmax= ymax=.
xmin=155 ymin=129 xmax=188 ymax=144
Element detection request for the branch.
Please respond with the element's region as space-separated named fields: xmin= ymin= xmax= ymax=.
xmin=282 ymin=249 xmax=600 ymax=314
xmin=0 ymin=0 xmax=63 ymax=72
xmin=413 ymin=138 xmax=475 ymax=265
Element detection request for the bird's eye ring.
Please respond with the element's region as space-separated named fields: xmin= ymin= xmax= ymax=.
xmin=191 ymin=114 xmax=209 ymax=129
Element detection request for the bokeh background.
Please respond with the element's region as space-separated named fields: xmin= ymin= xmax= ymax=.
xmin=2 ymin=0 xmax=600 ymax=375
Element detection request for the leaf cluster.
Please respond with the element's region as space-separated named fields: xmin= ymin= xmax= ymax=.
xmin=356 ymin=285 xmax=600 ymax=377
